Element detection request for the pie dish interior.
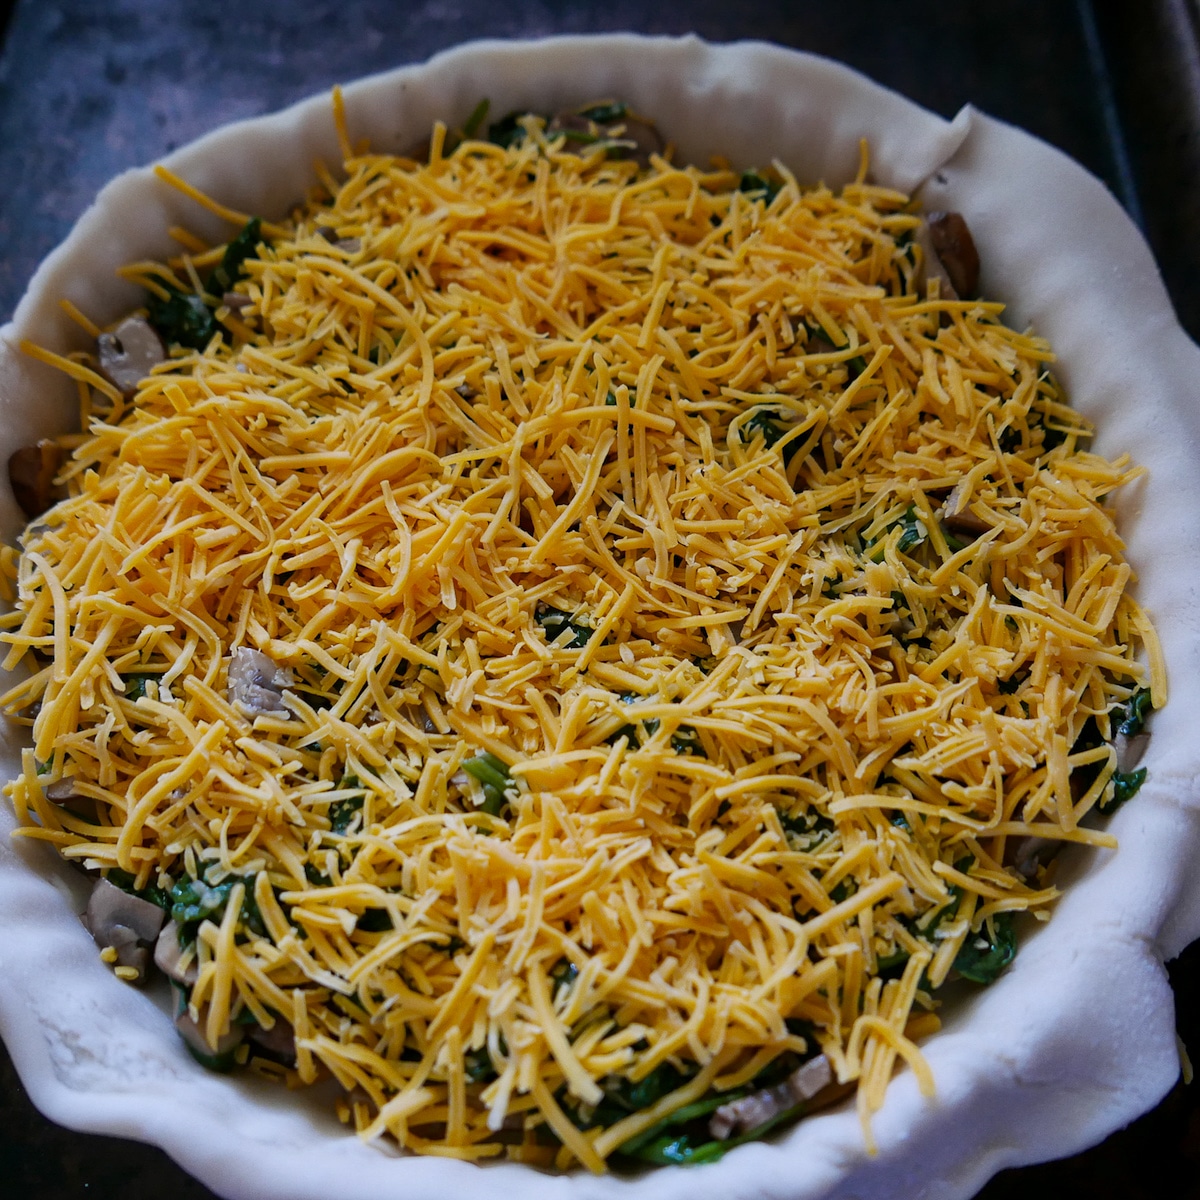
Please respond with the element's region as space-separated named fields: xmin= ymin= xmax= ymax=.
xmin=1 ymin=34 xmax=1199 ymax=1200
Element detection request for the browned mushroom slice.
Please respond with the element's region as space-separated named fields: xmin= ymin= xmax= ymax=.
xmin=548 ymin=109 xmax=664 ymax=169
xmin=804 ymin=326 xmax=836 ymax=355
xmin=227 ymin=646 xmax=294 ymax=717
xmin=604 ymin=115 xmax=664 ymax=168
xmin=82 ymin=877 xmax=167 ymax=986
xmin=399 ymin=703 xmax=439 ymax=734
xmin=914 ymin=220 xmax=957 ymax=300
xmin=247 ymin=1016 xmax=297 ymax=1066
xmin=43 ymin=778 xmax=78 ymax=803
xmin=342 ymin=1085 xmax=378 ymax=1118
xmin=43 ymin=777 xmax=98 ymax=819
xmin=547 ymin=111 xmax=593 ymax=138
xmin=926 ymin=212 xmax=980 ymax=300
xmin=940 ymin=480 xmax=991 ymax=538
xmin=96 ymin=315 xmax=167 ymax=397
xmin=311 ymin=226 xmax=361 ymax=255
xmin=709 ymin=1054 xmax=833 ymax=1139
xmin=8 ymin=439 xmax=63 ymax=519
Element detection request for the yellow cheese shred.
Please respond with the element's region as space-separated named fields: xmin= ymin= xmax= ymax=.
xmin=0 ymin=101 xmax=1159 ymax=1170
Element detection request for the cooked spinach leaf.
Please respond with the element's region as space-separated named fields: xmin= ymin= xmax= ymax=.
xmin=580 ymin=101 xmax=628 ymax=123
xmin=620 ymin=1097 xmax=806 ymax=1166
xmin=742 ymin=406 xmax=798 ymax=462
xmin=536 ymin=606 xmax=593 ymax=649
xmin=953 ymin=911 xmax=1016 ymax=984
xmin=997 ymin=670 xmax=1028 ymax=695
xmin=1114 ymin=687 xmax=1152 ymax=739
xmin=1100 ymin=766 xmax=1147 ymax=814
xmin=779 ymin=806 xmax=835 ymax=850
xmin=608 ymin=696 xmax=703 ymax=756
xmin=738 ymin=170 xmax=781 ymax=205
xmin=866 ymin=505 xmax=927 ymax=562
xmin=1073 ymin=687 xmax=1154 ymax=815
xmin=121 ymin=673 xmax=160 ymax=701
xmin=464 ymin=1043 xmax=498 ymax=1083
xmin=170 ymin=873 xmax=265 ymax=941
xmin=209 ymin=217 xmax=263 ymax=294
xmin=146 ymin=287 xmax=218 ymax=350
xmin=145 ymin=217 xmax=264 ymax=348
xmin=329 ymin=773 xmax=366 ymax=834
xmin=488 ymin=110 xmax=530 ymax=149
xmin=356 ymin=908 xmax=394 ymax=933
xmin=617 ymin=1090 xmax=744 ymax=1157
xmin=106 ymin=867 xmax=172 ymax=911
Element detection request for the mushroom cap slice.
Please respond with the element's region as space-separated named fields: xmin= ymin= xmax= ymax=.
xmin=81 ymin=877 xmax=167 ymax=985
xmin=8 ymin=439 xmax=63 ymax=519
xmin=227 ymin=646 xmax=293 ymax=717
xmin=154 ymin=921 xmax=199 ymax=986
xmin=926 ymin=211 xmax=981 ymax=299
xmin=96 ymin=315 xmax=167 ymax=397
xmin=84 ymin=877 xmax=166 ymax=945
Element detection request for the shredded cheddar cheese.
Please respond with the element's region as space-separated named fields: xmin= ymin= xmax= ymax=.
xmin=0 ymin=105 xmax=1159 ymax=1169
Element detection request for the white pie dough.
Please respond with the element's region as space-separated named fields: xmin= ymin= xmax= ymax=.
xmin=1 ymin=34 xmax=1199 ymax=1200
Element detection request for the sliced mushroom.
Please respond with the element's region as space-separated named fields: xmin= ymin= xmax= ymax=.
xmin=222 ymin=292 xmax=253 ymax=311
xmin=43 ymin=777 xmax=99 ymax=819
xmin=343 ymin=1084 xmax=377 ymax=1115
xmin=154 ymin=920 xmax=199 ymax=986
xmin=787 ymin=1053 xmax=834 ymax=1100
xmin=43 ymin=779 xmax=78 ymax=802
xmin=82 ymin=877 xmax=166 ymax=986
xmin=709 ymin=1054 xmax=833 ymax=1140
xmin=606 ymin=115 xmax=664 ymax=168
xmin=247 ymin=1016 xmax=297 ymax=1066
xmin=547 ymin=108 xmax=664 ymax=169
xmin=8 ymin=439 xmax=64 ymax=519
xmin=175 ymin=1008 xmax=245 ymax=1066
xmin=940 ymin=480 xmax=990 ymax=538
xmin=399 ymin=704 xmax=438 ymax=734
xmin=547 ymin=110 xmax=592 ymax=138
xmin=926 ymin=212 xmax=980 ymax=300
xmin=85 ymin=877 xmax=165 ymax=941
xmin=227 ymin=647 xmax=293 ymax=717
xmin=1115 ymin=730 xmax=1150 ymax=774
xmin=96 ymin=315 xmax=167 ymax=397
xmin=1010 ymin=835 xmax=1060 ymax=881
xmin=804 ymin=327 xmax=836 ymax=355
xmin=914 ymin=221 xmax=957 ymax=301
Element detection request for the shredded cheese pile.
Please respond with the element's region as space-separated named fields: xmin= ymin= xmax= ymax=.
xmin=0 ymin=107 xmax=1163 ymax=1170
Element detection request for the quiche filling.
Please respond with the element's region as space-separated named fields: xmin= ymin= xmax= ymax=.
xmin=0 ymin=98 xmax=1161 ymax=1169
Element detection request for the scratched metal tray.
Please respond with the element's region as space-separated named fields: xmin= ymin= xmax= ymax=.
xmin=0 ymin=2 xmax=1197 ymax=1197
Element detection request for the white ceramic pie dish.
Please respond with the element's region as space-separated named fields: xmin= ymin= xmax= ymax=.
xmin=1 ymin=33 xmax=1200 ymax=1200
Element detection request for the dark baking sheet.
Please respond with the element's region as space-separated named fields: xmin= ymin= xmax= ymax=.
xmin=1 ymin=2 xmax=1198 ymax=1197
